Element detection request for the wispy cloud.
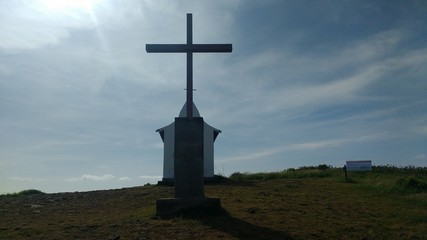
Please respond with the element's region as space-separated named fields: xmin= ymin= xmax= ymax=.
xmin=118 ymin=176 xmax=131 ymax=181
xmin=0 ymin=1 xmax=97 ymax=51
xmin=7 ymin=177 xmax=45 ymax=182
xmin=218 ymin=134 xmax=384 ymax=164
xmin=66 ymin=174 xmax=115 ymax=182
xmin=138 ymin=175 xmax=162 ymax=179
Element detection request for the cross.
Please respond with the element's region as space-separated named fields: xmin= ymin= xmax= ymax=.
xmin=146 ymin=13 xmax=232 ymax=118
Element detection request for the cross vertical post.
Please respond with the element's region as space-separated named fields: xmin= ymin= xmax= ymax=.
xmin=186 ymin=13 xmax=193 ymax=118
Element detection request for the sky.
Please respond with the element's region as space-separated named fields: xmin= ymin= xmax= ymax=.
xmin=1 ymin=0 xmax=426 ymax=194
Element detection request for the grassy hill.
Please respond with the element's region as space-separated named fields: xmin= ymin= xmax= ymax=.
xmin=1 ymin=165 xmax=426 ymax=239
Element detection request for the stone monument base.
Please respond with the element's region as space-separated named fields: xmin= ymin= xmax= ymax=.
xmin=156 ymin=197 xmax=221 ymax=217
xmin=157 ymin=178 xmax=174 ymax=186
xmin=157 ymin=177 xmax=219 ymax=186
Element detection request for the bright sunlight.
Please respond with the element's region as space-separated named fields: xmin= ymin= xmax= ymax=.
xmin=38 ymin=0 xmax=100 ymax=13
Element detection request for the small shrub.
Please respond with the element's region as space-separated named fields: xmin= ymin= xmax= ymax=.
xmin=298 ymin=166 xmax=316 ymax=170
xmin=18 ymin=189 xmax=45 ymax=196
xmin=394 ymin=178 xmax=427 ymax=194
xmin=317 ymin=164 xmax=330 ymax=170
xmin=229 ymin=172 xmax=245 ymax=180
xmin=1 ymin=189 xmax=45 ymax=197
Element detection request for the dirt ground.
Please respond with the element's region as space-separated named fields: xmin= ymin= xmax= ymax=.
xmin=1 ymin=178 xmax=426 ymax=239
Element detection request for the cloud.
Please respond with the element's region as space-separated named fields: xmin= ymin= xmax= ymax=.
xmin=7 ymin=177 xmax=45 ymax=182
xmin=221 ymin=28 xmax=421 ymax=121
xmin=217 ymin=134 xmax=383 ymax=163
xmin=288 ymin=134 xmax=382 ymax=151
xmin=0 ymin=1 xmax=97 ymax=51
xmin=118 ymin=176 xmax=131 ymax=181
xmin=408 ymin=114 xmax=427 ymax=136
xmin=415 ymin=154 xmax=426 ymax=160
xmin=138 ymin=175 xmax=162 ymax=179
xmin=66 ymin=174 xmax=115 ymax=182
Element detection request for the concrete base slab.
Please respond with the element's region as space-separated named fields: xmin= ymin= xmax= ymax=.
xmin=157 ymin=178 xmax=174 ymax=186
xmin=157 ymin=177 xmax=220 ymax=186
xmin=156 ymin=197 xmax=221 ymax=217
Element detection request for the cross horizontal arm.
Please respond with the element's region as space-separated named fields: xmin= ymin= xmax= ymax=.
xmin=146 ymin=44 xmax=232 ymax=53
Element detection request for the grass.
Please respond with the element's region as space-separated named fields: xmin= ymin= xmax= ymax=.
xmin=230 ymin=164 xmax=340 ymax=181
xmin=346 ymin=165 xmax=427 ymax=195
xmin=1 ymin=165 xmax=426 ymax=239
xmin=230 ymin=164 xmax=427 ymax=195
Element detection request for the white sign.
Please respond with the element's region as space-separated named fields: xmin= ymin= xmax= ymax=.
xmin=346 ymin=160 xmax=372 ymax=171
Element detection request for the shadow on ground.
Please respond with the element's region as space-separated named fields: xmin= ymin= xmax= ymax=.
xmin=158 ymin=204 xmax=292 ymax=239
xmin=175 ymin=206 xmax=293 ymax=240
xmin=199 ymin=213 xmax=293 ymax=240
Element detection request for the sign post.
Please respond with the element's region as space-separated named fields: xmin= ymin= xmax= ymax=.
xmin=344 ymin=160 xmax=372 ymax=181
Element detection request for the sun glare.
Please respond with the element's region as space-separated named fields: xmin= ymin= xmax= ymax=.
xmin=38 ymin=0 xmax=99 ymax=13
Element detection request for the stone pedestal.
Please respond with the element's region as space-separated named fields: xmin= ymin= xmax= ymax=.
xmin=155 ymin=117 xmax=221 ymax=216
xmin=174 ymin=117 xmax=204 ymax=198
